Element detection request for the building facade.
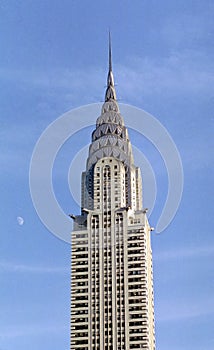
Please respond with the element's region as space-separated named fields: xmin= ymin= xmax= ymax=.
xmin=71 ymin=43 xmax=155 ymax=350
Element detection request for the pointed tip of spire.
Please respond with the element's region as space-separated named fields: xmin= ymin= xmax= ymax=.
xmin=108 ymin=30 xmax=112 ymax=72
xmin=105 ymin=31 xmax=117 ymax=102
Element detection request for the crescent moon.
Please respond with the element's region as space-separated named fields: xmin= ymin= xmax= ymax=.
xmin=17 ymin=216 xmax=24 ymax=226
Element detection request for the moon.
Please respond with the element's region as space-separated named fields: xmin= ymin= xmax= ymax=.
xmin=17 ymin=216 xmax=24 ymax=226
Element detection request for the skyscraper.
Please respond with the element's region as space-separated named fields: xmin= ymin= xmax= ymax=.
xmin=71 ymin=40 xmax=155 ymax=350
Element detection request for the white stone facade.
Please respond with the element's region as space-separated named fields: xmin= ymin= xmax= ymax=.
xmin=71 ymin=49 xmax=155 ymax=350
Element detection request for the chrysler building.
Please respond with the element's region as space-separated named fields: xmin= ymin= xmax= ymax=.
xmin=71 ymin=39 xmax=156 ymax=350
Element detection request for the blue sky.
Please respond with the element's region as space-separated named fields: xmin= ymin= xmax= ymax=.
xmin=0 ymin=1 xmax=214 ymax=349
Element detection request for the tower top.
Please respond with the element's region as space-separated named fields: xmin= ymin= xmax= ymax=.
xmin=105 ymin=32 xmax=117 ymax=102
xmin=108 ymin=30 xmax=112 ymax=72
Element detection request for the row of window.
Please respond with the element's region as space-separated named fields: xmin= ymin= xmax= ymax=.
xmin=97 ymin=164 xmax=118 ymax=170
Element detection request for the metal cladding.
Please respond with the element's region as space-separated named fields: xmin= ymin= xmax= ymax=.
xmin=71 ymin=41 xmax=156 ymax=350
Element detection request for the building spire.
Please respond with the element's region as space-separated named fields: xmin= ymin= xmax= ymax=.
xmin=105 ymin=31 xmax=117 ymax=102
xmin=109 ymin=30 xmax=112 ymax=72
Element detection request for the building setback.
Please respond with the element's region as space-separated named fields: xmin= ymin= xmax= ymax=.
xmin=71 ymin=40 xmax=155 ymax=350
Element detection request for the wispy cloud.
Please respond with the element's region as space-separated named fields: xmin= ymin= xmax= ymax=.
xmin=160 ymin=8 xmax=213 ymax=50
xmin=157 ymin=297 xmax=214 ymax=322
xmin=1 ymin=48 xmax=213 ymax=182
xmin=154 ymin=244 xmax=214 ymax=262
xmin=116 ymin=49 xmax=214 ymax=103
xmin=0 ymin=48 xmax=213 ymax=107
xmin=0 ymin=323 xmax=68 ymax=338
xmin=0 ymin=261 xmax=69 ymax=274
